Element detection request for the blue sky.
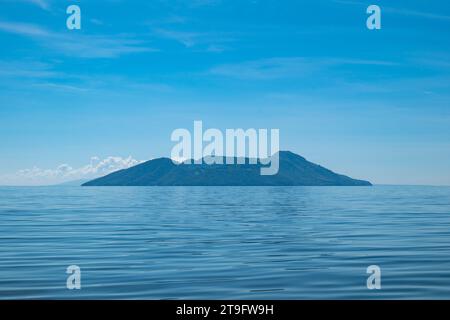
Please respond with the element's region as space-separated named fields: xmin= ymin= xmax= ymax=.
xmin=0 ymin=0 xmax=449 ymax=185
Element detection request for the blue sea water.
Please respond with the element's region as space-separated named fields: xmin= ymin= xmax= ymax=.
xmin=0 ymin=185 xmax=449 ymax=300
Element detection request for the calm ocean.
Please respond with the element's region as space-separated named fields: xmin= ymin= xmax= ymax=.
xmin=0 ymin=185 xmax=449 ymax=299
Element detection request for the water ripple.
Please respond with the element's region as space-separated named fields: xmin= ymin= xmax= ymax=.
xmin=0 ymin=185 xmax=450 ymax=299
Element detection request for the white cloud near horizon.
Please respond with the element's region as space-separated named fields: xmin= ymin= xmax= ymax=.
xmin=0 ymin=156 xmax=144 ymax=186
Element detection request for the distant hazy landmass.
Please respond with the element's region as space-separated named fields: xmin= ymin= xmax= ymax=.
xmin=82 ymin=151 xmax=371 ymax=186
xmin=57 ymin=179 xmax=91 ymax=186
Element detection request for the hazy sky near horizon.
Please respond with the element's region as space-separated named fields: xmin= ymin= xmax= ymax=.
xmin=0 ymin=0 xmax=449 ymax=185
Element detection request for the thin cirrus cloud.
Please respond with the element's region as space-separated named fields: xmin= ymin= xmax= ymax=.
xmin=208 ymin=57 xmax=397 ymax=80
xmin=189 ymin=0 xmax=222 ymax=7
xmin=12 ymin=0 xmax=51 ymax=10
xmin=333 ymin=0 xmax=450 ymax=21
xmin=0 ymin=60 xmax=58 ymax=79
xmin=384 ymin=7 xmax=450 ymax=21
xmin=27 ymin=0 xmax=50 ymax=10
xmin=159 ymin=0 xmax=222 ymax=9
xmin=152 ymin=27 xmax=233 ymax=51
xmin=0 ymin=156 xmax=144 ymax=186
xmin=0 ymin=21 xmax=156 ymax=58
xmin=153 ymin=28 xmax=203 ymax=47
xmin=0 ymin=59 xmax=94 ymax=93
xmin=0 ymin=59 xmax=174 ymax=95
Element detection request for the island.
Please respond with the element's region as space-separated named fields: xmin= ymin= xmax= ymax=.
xmin=82 ymin=151 xmax=372 ymax=186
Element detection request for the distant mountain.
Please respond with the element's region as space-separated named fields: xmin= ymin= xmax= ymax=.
xmin=82 ymin=151 xmax=371 ymax=186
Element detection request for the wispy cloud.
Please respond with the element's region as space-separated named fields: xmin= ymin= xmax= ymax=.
xmin=158 ymin=0 xmax=222 ymax=9
xmin=333 ymin=0 xmax=450 ymax=21
xmin=209 ymin=57 xmax=314 ymax=80
xmin=209 ymin=57 xmax=397 ymax=80
xmin=153 ymin=27 xmax=234 ymax=51
xmin=16 ymin=0 xmax=51 ymax=10
xmin=408 ymin=52 xmax=450 ymax=69
xmin=89 ymin=19 xmax=104 ymax=26
xmin=0 ymin=60 xmax=58 ymax=78
xmin=0 ymin=21 xmax=49 ymax=37
xmin=0 ymin=58 xmax=175 ymax=96
xmin=385 ymin=7 xmax=450 ymax=22
xmin=154 ymin=28 xmax=204 ymax=47
xmin=52 ymin=35 xmax=155 ymax=59
xmin=189 ymin=0 xmax=221 ymax=7
xmin=0 ymin=59 xmax=95 ymax=94
xmin=0 ymin=156 xmax=144 ymax=186
xmin=0 ymin=21 xmax=156 ymax=58
xmin=31 ymin=82 xmax=90 ymax=92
